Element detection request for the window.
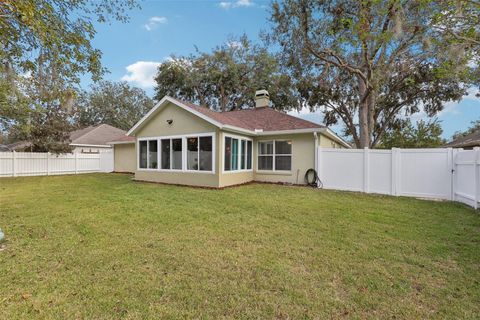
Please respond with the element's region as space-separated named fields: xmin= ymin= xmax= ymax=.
xmin=258 ymin=141 xmax=273 ymax=170
xmin=187 ymin=137 xmax=198 ymax=170
xmin=139 ymin=133 xmax=214 ymax=172
xmin=161 ymin=139 xmax=170 ymax=169
xmin=258 ymin=140 xmax=292 ymax=171
xmin=139 ymin=141 xmax=148 ymax=169
xmin=187 ymin=136 xmax=213 ymax=171
xmin=148 ymin=140 xmax=158 ymax=169
xmin=224 ymin=135 xmax=252 ymax=172
xmin=246 ymin=141 xmax=252 ymax=170
xmin=172 ymin=138 xmax=183 ymax=170
xmin=139 ymin=139 xmax=158 ymax=169
xmin=199 ymin=136 xmax=212 ymax=171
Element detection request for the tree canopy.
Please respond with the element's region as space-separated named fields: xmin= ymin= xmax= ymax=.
xmin=268 ymin=0 xmax=480 ymax=148
xmin=74 ymin=81 xmax=154 ymax=131
xmin=0 ymin=0 xmax=139 ymax=152
xmin=154 ymin=35 xmax=299 ymax=112
xmin=379 ymin=118 xmax=445 ymax=149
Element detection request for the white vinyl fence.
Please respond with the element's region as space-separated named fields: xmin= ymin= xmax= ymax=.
xmin=0 ymin=151 xmax=114 ymax=177
xmin=318 ymin=147 xmax=480 ymax=209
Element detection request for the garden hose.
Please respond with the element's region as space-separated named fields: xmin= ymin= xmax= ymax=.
xmin=305 ymin=168 xmax=323 ymax=188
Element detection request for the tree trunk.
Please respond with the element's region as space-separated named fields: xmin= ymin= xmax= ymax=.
xmin=367 ymin=92 xmax=375 ymax=148
xmin=357 ymin=77 xmax=370 ymax=148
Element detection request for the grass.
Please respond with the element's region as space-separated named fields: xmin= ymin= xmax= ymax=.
xmin=0 ymin=173 xmax=479 ymax=319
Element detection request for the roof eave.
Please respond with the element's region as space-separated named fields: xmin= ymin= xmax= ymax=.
xmin=69 ymin=143 xmax=112 ymax=148
xmin=108 ymin=141 xmax=135 ymax=145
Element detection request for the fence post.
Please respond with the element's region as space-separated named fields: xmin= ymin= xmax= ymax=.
xmin=363 ymin=147 xmax=369 ymax=193
xmin=474 ymin=147 xmax=480 ymax=209
xmin=451 ymin=148 xmax=458 ymax=202
xmin=391 ymin=148 xmax=398 ymax=196
xmin=447 ymin=148 xmax=454 ymax=201
xmin=47 ymin=152 xmax=51 ymax=176
xmin=74 ymin=151 xmax=78 ymax=174
xmin=12 ymin=151 xmax=16 ymax=177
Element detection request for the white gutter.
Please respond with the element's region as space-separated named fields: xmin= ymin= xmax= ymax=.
xmin=70 ymin=143 xmax=112 ymax=148
xmin=107 ymin=141 xmax=135 ymax=145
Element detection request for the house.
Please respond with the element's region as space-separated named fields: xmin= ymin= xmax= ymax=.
xmin=68 ymin=124 xmax=129 ymax=153
xmin=109 ymin=90 xmax=350 ymax=188
xmin=4 ymin=124 xmax=127 ymax=153
xmin=445 ymin=129 xmax=480 ymax=149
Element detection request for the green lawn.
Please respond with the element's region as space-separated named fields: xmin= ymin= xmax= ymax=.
xmin=0 ymin=174 xmax=479 ymax=319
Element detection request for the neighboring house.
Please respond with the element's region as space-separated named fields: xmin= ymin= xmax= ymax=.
xmin=445 ymin=129 xmax=480 ymax=149
xmin=110 ymin=90 xmax=350 ymax=187
xmin=0 ymin=145 xmax=10 ymax=152
xmin=69 ymin=124 xmax=127 ymax=153
xmin=4 ymin=124 xmax=127 ymax=153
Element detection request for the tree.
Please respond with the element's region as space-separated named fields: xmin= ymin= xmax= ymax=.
xmin=74 ymin=81 xmax=154 ymax=131
xmin=154 ymin=35 xmax=299 ymax=112
xmin=0 ymin=0 xmax=138 ymax=151
xmin=379 ymin=118 xmax=445 ymax=149
xmin=451 ymin=119 xmax=480 ymax=140
xmin=268 ymin=0 xmax=479 ymax=148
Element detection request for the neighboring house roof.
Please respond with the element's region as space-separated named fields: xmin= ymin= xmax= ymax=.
xmin=6 ymin=141 xmax=33 ymax=151
xmin=5 ymin=124 xmax=128 ymax=150
xmin=0 ymin=144 xmax=11 ymax=152
xmin=445 ymin=129 xmax=480 ymax=148
xmin=70 ymin=124 xmax=127 ymax=147
xmin=128 ymin=96 xmax=351 ymax=148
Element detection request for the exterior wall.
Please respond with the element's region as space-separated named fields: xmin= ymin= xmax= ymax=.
xmin=218 ymin=131 xmax=254 ymax=188
xmin=319 ymin=134 xmax=344 ymax=148
xmin=253 ymin=133 xmax=316 ymax=185
xmin=114 ymin=143 xmax=136 ymax=173
xmin=134 ymin=102 xmax=221 ymax=188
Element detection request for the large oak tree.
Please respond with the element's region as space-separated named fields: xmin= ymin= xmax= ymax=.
xmin=268 ymin=0 xmax=479 ymax=147
xmin=74 ymin=81 xmax=154 ymax=131
xmin=154 ymin=35 xmax=299 ymax=112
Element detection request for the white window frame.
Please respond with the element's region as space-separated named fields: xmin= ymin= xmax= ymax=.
xmin=257 ymin=139 xmax=292 ymax=172
xmin=138 ymin=139 xmax=157 ymax=170
xmin=185 ymin=135 xmax=214 ymax=172
xmin=137 ymin=132 xmax=216 ymax=174
xmin=222 ymin=133 xmax=253 ymax=174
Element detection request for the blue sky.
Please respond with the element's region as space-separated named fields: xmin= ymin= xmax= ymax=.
xmin=87 ymin=0 xmax=480 ymax=140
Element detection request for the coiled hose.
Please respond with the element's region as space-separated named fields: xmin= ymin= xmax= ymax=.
xmin=304 ymin=168 xmax=323 ymax=188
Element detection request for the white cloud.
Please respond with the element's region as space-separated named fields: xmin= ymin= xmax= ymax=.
xmin=121 ymin=61 xmax=162 ymax=88
xmin=144 ymin=16 xmax=168 ymax=31
xmin=219 ymin=0 xmax=254 ymax=10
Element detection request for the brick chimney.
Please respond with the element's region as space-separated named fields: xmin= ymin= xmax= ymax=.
xmin=255 ymin=89 xmax=270 ymax=108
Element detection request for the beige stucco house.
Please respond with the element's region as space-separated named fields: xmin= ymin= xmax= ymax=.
xmin=110 ymin=91 xmax=349 ymax=187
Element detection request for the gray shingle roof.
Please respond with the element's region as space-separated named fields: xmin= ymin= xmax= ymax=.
xmin=445 ymin=129 xmax=480 ymax=148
